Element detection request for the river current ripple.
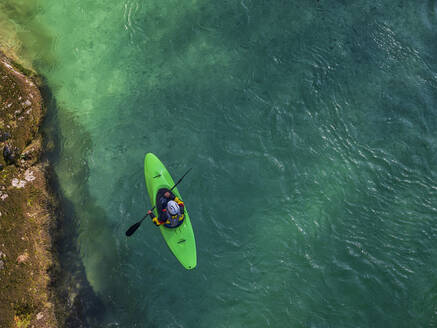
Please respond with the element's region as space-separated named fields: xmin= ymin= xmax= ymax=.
xmin=7 ymin=0 xmax=437 ymax=327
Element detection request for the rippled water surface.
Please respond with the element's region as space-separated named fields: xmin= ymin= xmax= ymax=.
xmin=6 ymin=0 xmax=437 ymax=327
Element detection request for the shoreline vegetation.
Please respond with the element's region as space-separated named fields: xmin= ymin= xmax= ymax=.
xmin=0 ymin=49 xmax=103 ymax=328
xmin=0 ymin=3 xmax=105 ymax=326
xmin=0 ymin=51 xmax=58 ymax=327
xmin=0 ymin=3 xmax=105 ymax=324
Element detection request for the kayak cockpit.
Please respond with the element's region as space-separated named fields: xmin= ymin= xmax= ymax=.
xmin=156 ymin=188 xmax=185 ymax=228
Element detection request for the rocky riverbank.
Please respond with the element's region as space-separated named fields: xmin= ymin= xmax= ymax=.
xmin=0 ymin=52 xmax=58 ymax=328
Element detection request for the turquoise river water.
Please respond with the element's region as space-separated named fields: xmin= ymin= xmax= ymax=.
xmin=3 ymin=0 xmax=437 ymax=327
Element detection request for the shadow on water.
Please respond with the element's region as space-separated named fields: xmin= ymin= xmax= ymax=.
xmin=40 ymin=80 xmax=108 ymax=327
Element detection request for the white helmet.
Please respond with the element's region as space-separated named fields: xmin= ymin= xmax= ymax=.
xmin=167 ymin=200 xmax=180 ymax=215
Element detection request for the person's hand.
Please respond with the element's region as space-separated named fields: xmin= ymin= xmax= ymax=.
xmin=147 ymin=210 xmax=152 ymax=215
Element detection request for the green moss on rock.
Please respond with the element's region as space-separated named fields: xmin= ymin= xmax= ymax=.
xmin=0 ymin=52 xmax=58 ymax=328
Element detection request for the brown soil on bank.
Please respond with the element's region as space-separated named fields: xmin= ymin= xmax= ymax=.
xmin=0 ymin=51 xmax=58 ymax=328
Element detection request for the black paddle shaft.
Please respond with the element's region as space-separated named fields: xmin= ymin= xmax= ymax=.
xmin=171 ymin=168 xmax=191 ymax=190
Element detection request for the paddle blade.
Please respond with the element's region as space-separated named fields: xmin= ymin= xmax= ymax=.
xmin=126 ymin=221 xmax=142 ymax=236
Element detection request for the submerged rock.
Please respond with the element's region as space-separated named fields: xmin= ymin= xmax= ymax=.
xmin=24 ymin=169 xmax=35 ymax=182
xmin=16 ymin=253 xmax=29 ymax=264
xmin=11 ymin=178 xmax=26 ymax=188
xmin=0 ymin=131 xmax=11 ymax=142
xmin=3 ymin=144 xmax=19 ymax=165
xmin=0 ymin=191 xmax=8 ymax=200
xmin=20 ymin=137 xmax=42 ymax=166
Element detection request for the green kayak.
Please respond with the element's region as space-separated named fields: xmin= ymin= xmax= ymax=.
xmin=144 ymin=153 xmax=197 ymax=270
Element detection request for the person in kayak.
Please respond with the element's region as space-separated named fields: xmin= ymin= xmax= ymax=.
xmin=158 ymin=191 xmax=177 ymax=210
xmin=147 ymin=190 xmax=185 ymax=227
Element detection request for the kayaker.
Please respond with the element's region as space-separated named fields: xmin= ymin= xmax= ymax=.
xmin=158 ymin=191 xmax=176 ymax=210
xmin=147 ymin=190 xmax=185 ymax=227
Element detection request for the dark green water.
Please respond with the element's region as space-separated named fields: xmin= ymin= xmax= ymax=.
xmin=5 ymin=0 xmax=437 ymax=327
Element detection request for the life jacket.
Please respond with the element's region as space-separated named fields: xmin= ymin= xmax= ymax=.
xmin=154 ymin=189 xmax=185 ymax=228
xmin=163 ymin=211 xmax=184 ymax=228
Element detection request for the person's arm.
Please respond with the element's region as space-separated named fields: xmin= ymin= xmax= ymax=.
xmin=147 ymin=210 xmax=163 ymax=226
xmin=174 ymin=197 xmax=185 ymax=213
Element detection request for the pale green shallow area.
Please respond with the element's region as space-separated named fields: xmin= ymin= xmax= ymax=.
xmin=4 ymin=0 xmax=437 ymax=327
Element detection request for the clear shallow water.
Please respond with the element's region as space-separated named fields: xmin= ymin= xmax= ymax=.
xmin=5 ymin=0 xmax=437 ymax=327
